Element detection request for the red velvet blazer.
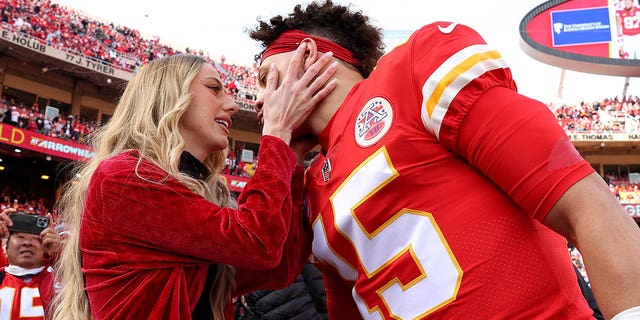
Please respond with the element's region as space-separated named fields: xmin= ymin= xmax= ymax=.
xmin=80 ymin=136 xmax=311 ymax=319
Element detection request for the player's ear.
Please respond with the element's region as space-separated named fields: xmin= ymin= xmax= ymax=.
xmin=300 ymin=38 xmax=319 ymax=70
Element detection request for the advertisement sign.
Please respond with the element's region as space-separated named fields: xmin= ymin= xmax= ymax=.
xmin=551 ymin=7 xmax=612 ymax=46
xmin=623 ymin=204 xmax=640 ymax=219
xmin=566 ymin=131 xmax=640 ymax=141
xmin=0 ymin=27 xmax=134 ymax=80
xmin=521 ymin=0 xmax=640 ymax=65
xmin=0 ymin=124 xmax=94 ymax=161
xmin=0 ymin=124 xmax=253 ymax=190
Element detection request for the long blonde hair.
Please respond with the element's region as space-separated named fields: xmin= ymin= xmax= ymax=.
xmin=51 ymin=54 xmax=237 ymax=320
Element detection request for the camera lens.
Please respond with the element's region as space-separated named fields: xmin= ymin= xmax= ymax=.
xmin=37 ymin=218 xmax=48 ymax=228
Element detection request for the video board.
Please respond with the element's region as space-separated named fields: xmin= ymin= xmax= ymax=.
xmin=550 ymin=0 xmax=638 ymax=59
xmin=520 ymin=0 xmax=640 ymax=76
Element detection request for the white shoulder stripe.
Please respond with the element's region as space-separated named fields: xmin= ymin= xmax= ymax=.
xmin=420 ymin=44 xmax=508 ymax=138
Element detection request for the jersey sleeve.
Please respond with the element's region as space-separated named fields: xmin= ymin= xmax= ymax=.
xmin=411 ymin=22 xmax=517 ymax=148
xmin=455 ymin=87 xmax=593 ymax=221
xmin=410 ymin=22 xmax=593 ymax=220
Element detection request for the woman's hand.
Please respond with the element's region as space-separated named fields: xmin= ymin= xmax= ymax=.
xmin=261 ymin=42 xmax=338 ymax=144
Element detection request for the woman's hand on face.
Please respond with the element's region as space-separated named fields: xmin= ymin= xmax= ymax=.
xmin=261 ymin=42 xmax=338 ymax=144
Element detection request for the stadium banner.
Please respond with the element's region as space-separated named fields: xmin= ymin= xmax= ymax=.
xmin=623 ymin=204 xmax=640 ymax=219
xmin=220 ymin=174 xmax=250 ymax=192
xmin=0 ymin=124 xmax=95 ymax=161
xmin=566 ymin=132 xmax=640 ymax=141
xmin=0 ymin=28 xmax=133 ymax=81
xmin=0 ymin=124 xmax=251 ymax=190
xmin=551 ymin=7 xmax=612 ymax=47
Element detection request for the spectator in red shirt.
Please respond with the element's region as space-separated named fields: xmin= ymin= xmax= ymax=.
xmin=0 ymin=209 xmax=61 ymax=320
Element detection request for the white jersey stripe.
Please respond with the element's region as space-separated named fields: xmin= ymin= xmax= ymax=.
xmin=420 ymin=44 xmax=508 ymax=138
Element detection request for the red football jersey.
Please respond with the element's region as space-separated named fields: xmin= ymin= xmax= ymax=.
xmin=0 ymin=269 xmax=55 ymax=320
xmin=617 ymin=6 xmax=640 ymax=36
xmin=305 ymin=23 xmax=594 ymax=319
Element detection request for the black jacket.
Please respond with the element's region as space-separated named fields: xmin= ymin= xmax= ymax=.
xmin=235 ymin=262 xmax=328 ymax=320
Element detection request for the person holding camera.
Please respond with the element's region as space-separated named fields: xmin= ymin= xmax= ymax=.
xmin=51 ymin=52 xmax=336 ymax=320
xmin=0 ymin=208 xmax=61 ymax=320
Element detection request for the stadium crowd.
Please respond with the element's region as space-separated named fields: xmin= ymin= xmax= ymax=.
xmin=2 ymin=0 xmax=176 ymax=71
xmin=0 ymin=189 xmax=51 ymax=216
xmin=0 ymin=98 xmax=94 ymax=142
xmin=551 ymin=96 xmax=640 ymax=133
xmin=610 ymin=183 xmax=640 ymax=204
xmin=0 ymin=0 xmax=259 ymax=105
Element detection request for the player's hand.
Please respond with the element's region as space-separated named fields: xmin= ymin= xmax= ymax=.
xmin=39 ymin=213 xmax=61 ymax=257
xmin=260 ymin=42 xmax=338 ymax=144
xmin=0 ymin=208 xmax=15 ymax=238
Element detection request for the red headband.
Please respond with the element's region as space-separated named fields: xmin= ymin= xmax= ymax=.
xmin=261 ymin=30 xmax=360 ymax=68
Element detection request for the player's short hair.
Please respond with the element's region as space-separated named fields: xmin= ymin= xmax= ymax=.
xmin=249 ymin=0 xmax=385 ymax=78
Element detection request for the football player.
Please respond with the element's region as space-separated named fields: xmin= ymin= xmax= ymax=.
xmin=250 ymin=1 xmax=640 ymax=319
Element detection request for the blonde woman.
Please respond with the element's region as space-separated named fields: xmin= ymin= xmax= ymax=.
xmin=52 ymin=44 xmax=338 ymax=320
